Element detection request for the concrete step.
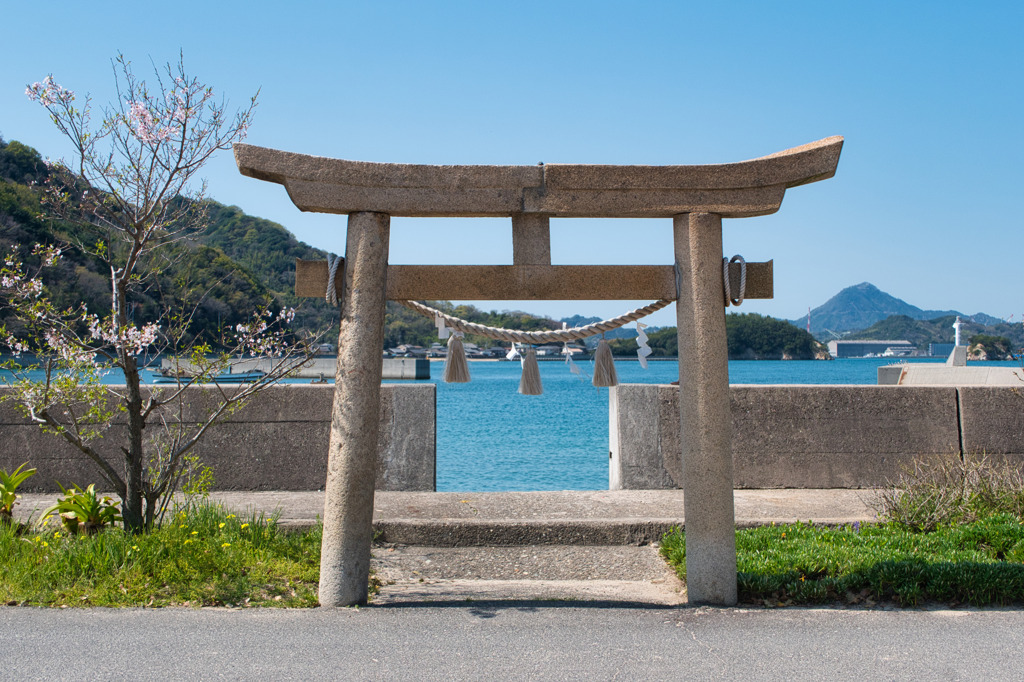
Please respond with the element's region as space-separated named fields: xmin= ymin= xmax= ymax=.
xmin=14 ymin=489 xmax=879 ymax=546
xmin=370 ymin=544 xmax=686 ymax=605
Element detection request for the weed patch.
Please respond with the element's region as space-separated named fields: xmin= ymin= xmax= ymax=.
xmin=873 ymin=453 xmax=1024 ymax=532
xmin=0 ymin=502 xmax=350 ymax=608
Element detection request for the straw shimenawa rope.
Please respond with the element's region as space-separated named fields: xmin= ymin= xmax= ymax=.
xmin=397 ymin=299 xmax=673 ymax=344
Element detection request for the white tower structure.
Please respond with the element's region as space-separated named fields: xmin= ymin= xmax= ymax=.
xmin=953 ymin=316 xmax=963 ymax=346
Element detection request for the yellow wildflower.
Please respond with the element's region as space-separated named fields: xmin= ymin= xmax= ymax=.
xmin=240 ymin=523 xmax=249 ymax=530
xmin=221 ymin=542 xmax=231 ymax=548
xmin=219 ymin=522 xmax=226 ymax=529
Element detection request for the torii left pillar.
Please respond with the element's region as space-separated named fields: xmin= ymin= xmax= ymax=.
xmin=319 ymin=211 xmax=390 ymax=607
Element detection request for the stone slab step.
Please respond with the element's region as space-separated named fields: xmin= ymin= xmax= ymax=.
xmin=370 ymin=544 xmax=685 ymax=605
xmin=14 ymin=489 xmax=879 ymax=547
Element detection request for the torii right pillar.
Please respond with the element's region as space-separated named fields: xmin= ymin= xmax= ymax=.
xmin=675 ymin=211 xmax=737 ymax=604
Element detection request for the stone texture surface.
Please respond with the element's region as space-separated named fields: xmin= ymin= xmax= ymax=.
xmin=15 ymin=488 xmax=880 ymax=534
xmin=370 ymin=544 xmax=686 ymax=606
xmin=894 ymin=365 xmax=1023 ymax=386
xmin=511 ymin=214 xmax=551 ymax=265
xmin=729 ymin=386 xmax=958 ymax=488
xmin=234 ymin=137 xmax=843 ymax=219
xmin=0 ymin=384 xmax=435 ymax=493
xmin=370 ymin=578 xmax=685 ymax=606
xmin=958 ymin=387 xmax=1024 ymax=461
xmin=609 ymin=384 xmax=676 ymax=490
xmin=674 ymin=212 xmax=737 ymax=605
xmin=294 ymin=261 xmax=773 ymax=302
xmin=611 ymin=384 xmax=962 ymax=490
xmin=373 ymin=544 xmax=674 ymax=581
xmin=320 ymin=211 xmax=391 ymax=606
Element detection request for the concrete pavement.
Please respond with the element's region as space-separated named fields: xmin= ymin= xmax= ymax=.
xmin=4 ymin=606 xmax=1024 ymax=680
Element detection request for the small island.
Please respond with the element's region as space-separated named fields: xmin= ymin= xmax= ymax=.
xmin=607 ymin=312 xmax=827 ymax=361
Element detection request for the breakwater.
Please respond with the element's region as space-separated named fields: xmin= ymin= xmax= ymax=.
xmin=611 ymin=384 xmax=1024 ymax=489
xmin=158 ymin=356 xmax=430 ymax=380
xmin=3 ymin=380 xmax=1021 ymax=493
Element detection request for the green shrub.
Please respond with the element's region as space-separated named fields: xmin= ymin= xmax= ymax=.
xmin=41 ymin=483 xmax=122 ymax=535
xmin=0 ymin=463 xmax=36 ymax=523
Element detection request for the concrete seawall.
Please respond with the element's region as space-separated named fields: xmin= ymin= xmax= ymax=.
xmin=610 ymin=384 xmax=1024 ymax=489
xmin=160 ymin=356 xmax=430 ymax=380
xmin=3 ymin=384 xmax=1021 ymax=493
xmin=0 ymin=384 xmax=435 ymax=493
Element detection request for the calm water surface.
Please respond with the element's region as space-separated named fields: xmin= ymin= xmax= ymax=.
xmin=4 ymin=357 xmax=1018 ymax=492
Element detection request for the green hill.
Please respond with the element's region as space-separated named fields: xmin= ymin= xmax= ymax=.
xmin=1 ymin=135 xmax=563 ymax=351
xmin=848 ymin=314 xmax=1023 ymax=353
xmin=0 ymin=137 xmax=313 ymax=348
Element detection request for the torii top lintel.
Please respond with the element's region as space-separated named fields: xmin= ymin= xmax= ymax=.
xmin=233 ymin=136 xmax=843 ymax=220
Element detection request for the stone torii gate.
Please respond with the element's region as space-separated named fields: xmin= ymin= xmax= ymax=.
xmin=234 ymin=136 xmax=843 ymax=606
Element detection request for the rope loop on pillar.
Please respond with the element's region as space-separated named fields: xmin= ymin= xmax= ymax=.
xmin=326 ymin=253 xmax=343 ymax=306
xmin=723 ymin=255 xmax=746 ymax=307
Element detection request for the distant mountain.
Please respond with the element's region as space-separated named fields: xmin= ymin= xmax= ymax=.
xmin=795 ymin=282 xmax=994 ymax=340
xmin=560 ymin=314 xmax=643 ymax=347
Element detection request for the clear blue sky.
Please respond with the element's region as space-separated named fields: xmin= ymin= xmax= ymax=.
xmin=3 ymin=1 xmax=1021 ymax=329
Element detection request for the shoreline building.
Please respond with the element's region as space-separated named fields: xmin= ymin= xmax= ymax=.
xmin=827 ymin=339 xmax=916 ymax=358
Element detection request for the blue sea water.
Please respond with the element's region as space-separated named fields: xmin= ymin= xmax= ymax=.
xmin=3 ymin=357 xmax=1019 ymax=492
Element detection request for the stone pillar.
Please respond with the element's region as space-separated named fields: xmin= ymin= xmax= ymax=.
xmin=319 ymin=211 xmax=391 ymax=607
xmin=673 ymin=212 xmax=738 ymax=605
xmin=512 ymin=214 xmax=551 ymax=265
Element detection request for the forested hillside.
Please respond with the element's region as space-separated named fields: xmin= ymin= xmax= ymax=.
xmin=1 ymin=137 xmax=297 ymax=348
xmin=0 ymin=135 xmax=562 ymax=351
xmin=847 ymin=314 xmax=1023 ymax=353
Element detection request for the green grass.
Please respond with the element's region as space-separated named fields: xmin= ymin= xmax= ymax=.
xmin=661 ymin=515 xmax=1024 ymax=607
xmin=0 ymin=503 xmax=334 ymax=607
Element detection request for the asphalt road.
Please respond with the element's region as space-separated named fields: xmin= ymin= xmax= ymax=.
xmin=3 ymin=604 xmax=1024 ymax=680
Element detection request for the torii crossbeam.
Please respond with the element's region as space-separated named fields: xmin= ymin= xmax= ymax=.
xmin=235 ymin=136 xmax=843 ymax=606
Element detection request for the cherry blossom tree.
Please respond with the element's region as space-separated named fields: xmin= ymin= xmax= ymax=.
xmin=0 ymin=54 xmax=316 ymax=532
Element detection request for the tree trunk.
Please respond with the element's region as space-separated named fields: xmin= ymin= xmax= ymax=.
xmin=115 ymin=277 xmax=147 ymax=534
